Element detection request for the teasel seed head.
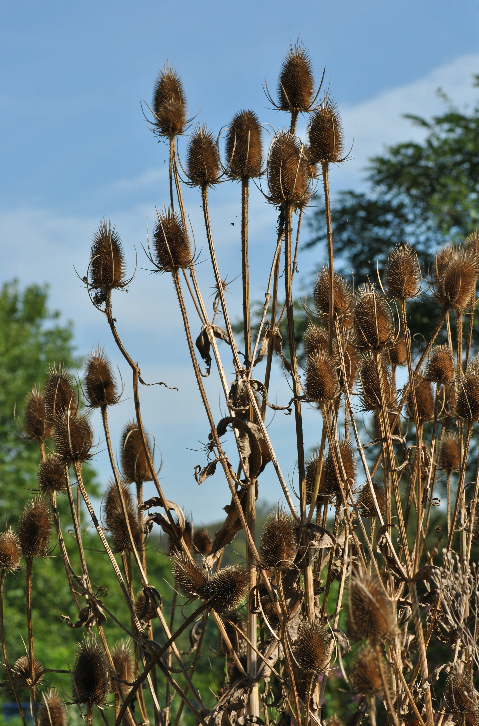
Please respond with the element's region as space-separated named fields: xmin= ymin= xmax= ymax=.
xmin=111 ymin=640 xmax=133 ymax=696
xmin=338 ymin=334 xmax=360 ymax=392
xmin=201 ymin=566 xmax=248 ymax=613
xmin=39 ymin=688 xmax=68 ymax=726
xmin=225 ymin=110 xmax=263 ymax=179
xmin=357 ymin=482 xmax=386 ymax=519
xmin=260 ymin=509 xmax=298 ymax=569
xmin=38 ymin=454 xmax=68 ymax=493
xmin=135 ymin=589 xmax=159 ymax=621
xmin=348 ymin=571 xmax=395 ymax=642
xmin=186 ymin=125 xmax=221 ymax=188
xmin=314 ymin=266 xmax=353 ymax=327
xmin=359 ymin=353 xmax=393 ymax=411
xmin=18 ymin=495 xmax=52 ymax=559
xmin=308 ymin=97 xmax=345 ymax=164
xmin=304 ymin=351 xmax=339 ymax=404
xmin=0 ymin=529 xmax=22 ymax=572
xmin=267 ymin=131 xmax=310 ymax=207
xmin=293 ymin=620 xmax=329 ymax=672
xmin=277 ymin=42 xmax=314 ymax=113
xmin=406 ymin=374 xmax=435 ymax=424
xmin=350 ymin=644 xmax=388 ymax=696
xmin=388 ymin=336 xmax=407 ymax=367
xmin=24 ymin=386 xmax=51 ymax=442
xmin=437 ymin=431 xmax=460 ymax=473
xmin=456 ymin=358 xmax=479 ymax=422
xmin=326 ymin=717 xmax=344 ymax=726
xmin=385 ymin=243 xmax=421 ymax=300
xmin=322 ymin=439 xmax=356 ymax=496
xmin=84 ymin=347 xmax=118 ymax=408
xmin=444 ymin=669 xmax=474 ymax=714
xmin=172 ymin=552 xmax=207 ymax=600
xmin=54 ymin=411 xmax=93 ymax=465
xmin=193 ymin=528 xmax=212 ymax=555
xmin=305 ymin=448 xmax=323 ymax=505
xmin=153 ymin=208 xmax=192 ymax=272
xmin=12 ymin=655 xmax=44 ymax=690
xmin=426 ymin=345 xmax=455 ymax=384
xmin=44 ymin=364 xmax=77 ymax=425
xmin=433 ymin=246 xmax=479 ymax=311
xmin=103 ymin=479 xmax=141 ymax=553
xmin=89 ymin=220 xmax=126 ymax=295
xmin=152 ymin=63 xmax=187 ymax=138
xmin=303 ymin=323 xmax=328 ymax=358
xmin=354 ymin=285 xmax=393 ymax=350
xmin=169 ymin=519 xmax=193 ymax=555
xmin=72 ymin=637 xmax=110 ymax=706
xmin=121 ymin=421 xmax=154 ymax=483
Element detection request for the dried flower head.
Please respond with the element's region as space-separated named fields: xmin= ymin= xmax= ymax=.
xmin=71 ymin=637 xmax=110 ymax=705
xmin=444 ymin=669 xmax=474 ymax=714
xmin=426 ymin=345 xmax=455 ymax=384
xmin=388 ymin=336 xmax=407 ymax=367
xmin=193 ymin=528 xmax=212 ymax=555
xmin=348 ymin=571 xmax=395 ymax=642
xmin=103 ymin=479 xmax=141 ymax=553
xmin=201 ymin=566 xmax=248 ymax=613
xmin=385 ymin=243 xmax=421 ymax=300
xmin=54 ymin=411 xmax=93 ymax=464
xmin=89 ymin=220 xmax=126 ymax=295
xmin=225 ymin=110 xmax=263 ymax=179
xmin=406 ymin=374 xmax=435 ymax=424
xmin=39 ymin=688 xmax=68 ymax=726
xmin=152 ymin=63 xmax=187 ymax=138
xmin=0 ymin=529 xmax=22 ymax=572
xmin=261 ymin=509 xmax=298 ymax=569
xmin=304 ymin=351 xmax=339 ymax=403
xmin=457 ymin=359 xmax=479 ymax=422
xmin=121 ymin=421 xmax=154 ymax=483
xmin=354 ymin=286 xmax=393 ymax=350
xmin=84 ymin=347 xmax=118 ymax=408
xmin=314 ymin=267 xmax=352 ymax=326
xmin=322 ymin=439 xmax=356 ymax=496
xmin=338 ymin=334 xmax=360 ymax=391
xmin=277 ymin=42 xmax=314 ymax=113
xmin=135 ymin=589 xmax=159 ymax=621
xmin=293 ymin=620 xmax=329 ymax=672
xmin=44 ymin=364 xmax=77 ymax=425
xmin=465 ymin=228 xmax=479 ymax=255
xmin=326 ymin=717 xmax=344 ymax=726
xmin=153 ymin=208 xmax=192 ymax=271
xmin=350 ymin=645 xmax=387 ymax=696
xmin=303 ymin=323 xmax=328 ymax=358
xmin=433 ymin=246 xmax=479 ymax=311
xmin=359 ymin=354 xmax=393 ymax=411
xmin=437 ymin=431 xmax=460 ymax=473
xmin=12 ymin=655 xmax=44 ymax=690
xmin=18 ymin=496 xmax=52 ymax=559
xmin=172 ymin=553 xmax=207 ymax=600
xmin=187 ymin=125 xmax=221 ymax=188
xmin=111 ymin=640 xmax=133 ymax=696
xmin=308 ymin=97 xmax=345 ymax=164
xmin=38 ymin=454 xmax=68 ymax=493
xmin=267 ymin=132 xmax=310 ymax=207
xmin=357 ymin=482 xmax=386 ymax=519
xmin=24 ymin=386 xmax=51 ymax=442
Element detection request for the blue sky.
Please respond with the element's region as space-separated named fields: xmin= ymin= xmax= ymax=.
xmin=2 ymin=0 xmax=479 ymax=523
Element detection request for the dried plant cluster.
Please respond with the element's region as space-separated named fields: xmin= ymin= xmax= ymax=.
xmin=4 ymin=43 xmax=479 ymax=726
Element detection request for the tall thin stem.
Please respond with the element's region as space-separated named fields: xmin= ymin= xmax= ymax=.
xmin=26 ymin=558 xmax=39 ymax=725
xmin=1 ymin=571 xmax=28 ymax=726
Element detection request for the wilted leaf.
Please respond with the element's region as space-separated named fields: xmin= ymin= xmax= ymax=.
xmin=194 ymin=459 xmax=218 ymax=485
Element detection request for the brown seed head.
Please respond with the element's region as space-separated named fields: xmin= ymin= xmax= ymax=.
xmin=103 ymin=479 xmax=141 ymax=553
xmin=426 ymin=345 xmax=455 ymax=384
xmin=465 ymin=228 xmax=479 ymax=256
xmin=260 ymin=509 xmax=298 ymax=569
xmin=350 ymin=645 xmax=387 ymax=696
xmin=322 ymin=439 xmax=356 ymax=496
xmin=357 ymin=482 xmax=386 ymax=519
xmin=54 ymin=411 xmax=93 ymax=464
xmin=308 ymin=97 xmax=345 ymax=164
xmin=444 ymin=670 xmax=474 ymax=714
xmin=72 ymin=637 xmax=110 ymax=705
xmin=314 ymin=266 xmax=352 ymax=326
xmin=354 ymin=286 xmax=393 ymax=350
xmin=338 ymin=334 xmax=360 ymax=391
xmin=348 ymin=571 xmax=395 ymax=642
xmin=18 ymin=495 xmax=52 ymax=559
xmin=44 ymin=364 xmax=77 ymax=425
xmin=303 ymin=323 xmax=328 ymax=358
xmin=326 ymin=717 xmax=344 ymax=726
xmin=111 ymin=640 xmax=133 ymax=696
xmin=200 ymin=566 xmax=248 ymax=613
xmin=121 ymin=421 xmax=154 ymax=483
xmin=0 ymin=529 xmax=21 ymax=572
xmin=135 ymin=589 xmax=159 ymax=621
xmin=172 ymin=553 xmax=207 ymax=600
xmin=388 ymin=336 xmax=407 ymax=367
xmin=457 ymin=359 xmax=479 ymax=422
xmin=187 ymin=125 xmax=220 ymax=188
xmin=359 ymin=353 xmax=392 ymax=411
xmin=433 ymin=246 xmax=479 ymax=311
xmin=38 ymin=454 xmax=68 ymax=493
xmin=24 ymin=386 xmax=51 ymax=442
xmin=293 ymin=620 xmax=329 ymax=672
xmin=153 ymin=208 xmax=192 ymax=271
xmin=12 ymin=655 xmax=44 ymax=690
xmin=267 ymin=131 xmax=310 ymax=207
xmin=84 ymin=347 xmax=118 ymax=408
xmin=152 ymin=63 xmax=187 ymax=138
xmin=169 ymin=519 xmax=193 ymax=555
xmin=277 ymin=42 xmax=314 ymax=113
xmin=406 ymin=374 xmax=435 ymax=424
xmin=225 ymin=110 xmax=262 ymax=179
xmin=437 ymin=431 xmax=460 ymax=473
xmin=89 ymin=220 xmax=126 ymax=294
xmin=385 ymin=243 xmax=421 ymax=300
xmin=39 ymin=688 xmax=68 ymax=726
xmin=193 ymin=528 xmax=212 ymax=555
xmin=304 ymin=351 xmax=339 ymax=403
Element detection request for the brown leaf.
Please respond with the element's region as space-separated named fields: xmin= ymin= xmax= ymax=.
xmin=194 ymin=460 xmax=218 ymax=485
xmin=304 ymin=523 xmax=336 ymax=549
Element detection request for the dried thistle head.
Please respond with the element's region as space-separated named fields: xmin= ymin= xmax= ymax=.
xmin=465 ymin=228 xmax=479 ymax=256
xmin=187 ymin=125 xmax=220 ymax=188
xmin=152 ymin=63 xmax=187 ymax=138
xmin=201 ymin=566 xmax=248 ymax=613
xmin=322 ymin=439 xmax=356 ymax=496
xmin=303 ymin=323 xmax=328 ymax=358
xmin=277 ymin=42 xmax=314 ymax=113
xmin=314 ymin=266 xmax=352 ymax=327
xmin=348 ymin=571 xmax=395 ymax=642
xmin=0 ymin=529 xmax=22 ymax=572
xmin=193 ymin=528 xmax=212 ymax=555
xmin=357 ymin=482 xmax=386 ymax=519
xmin=54 ymin=411 xmax=93 ymax=465
xmin=24 ymin=386 xmax=51 ymax=442
xmin=350 ymin=644 xmax=387 ymax=696
xmin=111 ymin=640 xmax=133 ymax=696
xmin=12 ymin=655 xmax=44 ymax=690
xmin=18 ymin=495 xmax=52 ymax=559
xmin=354 ymin=285 xmax=393 ymax=350
xmin=293 ymin=620 xmax=329 ymax=672
xmin=433 ymin=246 xmax=479 ymax=311
xmin=437 ymin=431 xmax=460 ymax=473
xmin=153 ymin=208 xmax=192 ymax=272
xmin=388 ymin=336 xmax=407 ymax=367
xmin=39 ymin=688 xmax=68 ymax=726
xmin=385 ymin=243 xmax=421 ymax=300
xmin=304 ymin=351 xmax=339 ymax=404
xmin=406 ymin=374 xmax=435 ymax=424
xmin=457 ymin=359 xmax=479 ymax=422
xmin=84 ymin=347 xmax=118 ymax=408
xmin=426 ymin=345 xmax=455 ymax=384
xmin=44 ymin=364 xmax=77 ymax=425
xmin=38 ymin=454 xmax=68 ymax=493
xmin=267 ymin=132 xmax=310 ymax=207
xmin=359 ymin=353 xmax=393 ymax=411
xmin=444 ymin=669 xmax=474 ymax=714
xmin=121 ymin=421 xmax=154 ymax=483
xmin=103 ymin=479 xmax=141 ymax=553
xmin=172 ymin=552 xmax=207 ymax=600
xmin=308 ymin=97 xmax=345 ymax=164
xmin=135 ymin=589 xmax=159 ymax=621
xmin=225 ymin=110 xmax=262 ymax=179
xmin=260 ymin=509 xmax=298 ymax=569
xmin=89 ymin=220 xmax=126 ymax=295
xmin=72 ymin=637 xmax=110 ymax=705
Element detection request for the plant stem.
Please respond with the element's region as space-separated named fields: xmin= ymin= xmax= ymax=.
xmin=0 ymin=571 xmax=28 ymax=726
xmin=26 ymin=558 xmax=39 ymax=726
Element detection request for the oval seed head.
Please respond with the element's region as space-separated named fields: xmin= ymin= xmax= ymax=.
xmin=314 ymin=267 xmax=353 ymax=327
xmin=304 ymin=351 xmax=339 ymax=404
xmin=326 ymin=717 xmax=344 ymax=726
xmin=433 ymin=246 xmax=479 ymax=311
xmin=406 ymin=374 xmax=435 ymax=424
xmin=24 ymin=386 xmax=51 ymax=442
xmin=111 ymin=640 xmax=133 ymax=696
xmin=354 ymin=285 xmax=393 ymax=350
xmin=18 ymin=495 xmax=52 ymax=559
xmin=338 ymin=334 xmax=360 ymax=392
xmin=193 ymin=528 xmax=212 ymax=555
xmin=359 ymin=353 xmax=392 ymax=411
xmin=187 ymin=125 xmax=220 ymax=188
xmin=39 ymin=688 xmax=68 ymax=726
xmin=305 ymin=448 xmax=323 ymax=505
xmin=103 ymin=479 xmax=141 ymax=553
xmin=444 ymin=669 xmax=474 ymax=714
xmin=308 ymin=98 xmax=345 ymax=164
xmin=153 ymin=208 xmax=192 ymax=271
xmin=426 ymin=345 xmax=455 ymax=384
xmin=135 ymin=589 xmax=159 ymax=621
xmin=293 ymin=620 xmax=329 ymax=672
xmin=303 ymin=323 xmax=328 ymax=358
xmin=12 ymin=655 xmax=44 ymax=690
xmin=456 ymin=361 xmax=479 ymax=422
xmin=38 ymin=454 xmax=68 ymax=493
xmin=54 ymin=411 xmax=93 ymax=465
xmin=89 ymin=220 xmax=126 ymax=294
xmin=121 ymin=421 xmax=154 ymax=483
xmin=0 ymin=529 xmax=22 ymax=572
xmin=277 ymin=42 xmax=314 ymax=113
xmin=388 ymin=336 xmax=407 ymax=367
xmin=72 ymin=637 xmax=110 ymax=706
xmin=322 ymin=439 xmax=356 ymax=496
xmin=350 ymin=645 xmax=387 ymax=697
xmin=44 ymin=364 xmax=77 ymax=425
xmin=357 ymin=482 xmax=386 ymax=519
xmin=152 ymin=63 xmax=187 ymax=138
xmin=172 ymin=552 xmax=207 ymax=600
xmin=200 ymin=566 xmax=248 ymax=613
xmin=437 ymin=431 xmax=460 ymax=473
xmin=348 ymin=571 xmax=395 ymax=642
xmin=267 ymin=132 xmax=310 ymax=207
xmin=225 ymin=110 xmax=262 ymax=179
xmin=260 ymin=509 xmax=298 ymax=569
xmin=84 ymin=347 xmax=118 ymax=408
xmin=385 ymin=243 xmax=421 ymax=300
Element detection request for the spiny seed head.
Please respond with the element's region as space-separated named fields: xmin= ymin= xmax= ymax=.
xmin=187 ymin=125 xmax=220 ymax=188
xmin=444 ymin=670 xmax=475 ymax=714
xmin=0 ymin=529 xmax=22 ymax=572
xmin=72 ymin=637 xmax=110 ymax=705
xmin=308 ymin=97 xmax=345 ymax=164
xmin=433 ymin=246 xmax=479 ymax=311
xmin=89 ymin=220 xmax=126 ymax=293
xmin=305 ymin=449 xmax=323 ymax=505
xmin=350 ymin=645 xmax=387 ymax=696
xmin=465 ymin=228 xmax=479 ymax=256
xmin=12 ymin=655 xmax=44 ymax=690
xmin=225 ymin=110 xmax=263 ymax=179
xmin=121 ymin=421 xmax=154 ymax=483
xmin=354 ymin=285 xmax=393 ymax=350
xmin=385 ymin=243 xmax=421 ymax=300
xmin=44 ymin=364 xmax=77 ymax=425
xmin=388 ymin=336 xmax=407 ymax=366
xmin=18 ymin=495 xmax=52 ymax=559
xmin=304 ymin=351 xmax=339 ymax=403
xmin=326 ymin=717 xmax=344 ymax=726
xmin=260 ymin=509 xmax=298 ymax=569
xmin=348 ymin=571 xmax=395 ymax=642
xmin=103 ymin=479 xmax=141 ymax=553
xmin=24 ymin=386 xmax=51 ymax=442
xmin=359 ymin=354 xmax=392 ymax=411
xmin=406 ymin=374 xmax=435 ymax=424
xmin=293 ymin=621 xmax=329 ymax=672
xmin=303 ymin=323 xmax=328 ymax=358
xmin=84 ymin=347 xmax=118 ymax=408
xmin=457 ymin=362 xmax=479 ymax=422
xmin=426 ymin=345 xmax=455 ymax=384
xmin=135 ymin=590 xmax=159 ymax=621
xmin=277 ymin=42 xmax=314 ymax=113
xmin=39 ymin=688 xmax=68 ymax=726
xmin=314 ymin=266 xmax=352 ymax=326
xmin=153 ymin=208 xmax=192 ymax=271
xmin=357 ymin=482 xmax=386 ymax=519
xmin=267 ymin=132 xmax=310 ymax=207
xmin=172 ymin=553 xmax=207 ymax=600
xmin=54 ymin=411 xmax=93 ymax=464
xmin=200 ymin=566 xmax=248 ymax=613
xmin=38 ymin=454 xmax=68 ymax=493
xmin=193 ymin=528 xmax=212 ymax=555
xmin=437 ymin=431 xmax=460 ymax=472
xmin=111 ymin=640 xmax=133 ymax=696
xmin=152 ymin=63 xmax=187 ymax=138
xmin=338 ymin=335 xmax=360 ymax=392
xmin=169 ymin=520 xmax=192 ymax=555
xmin=322 ymin=439 xmax=356 ymax=496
